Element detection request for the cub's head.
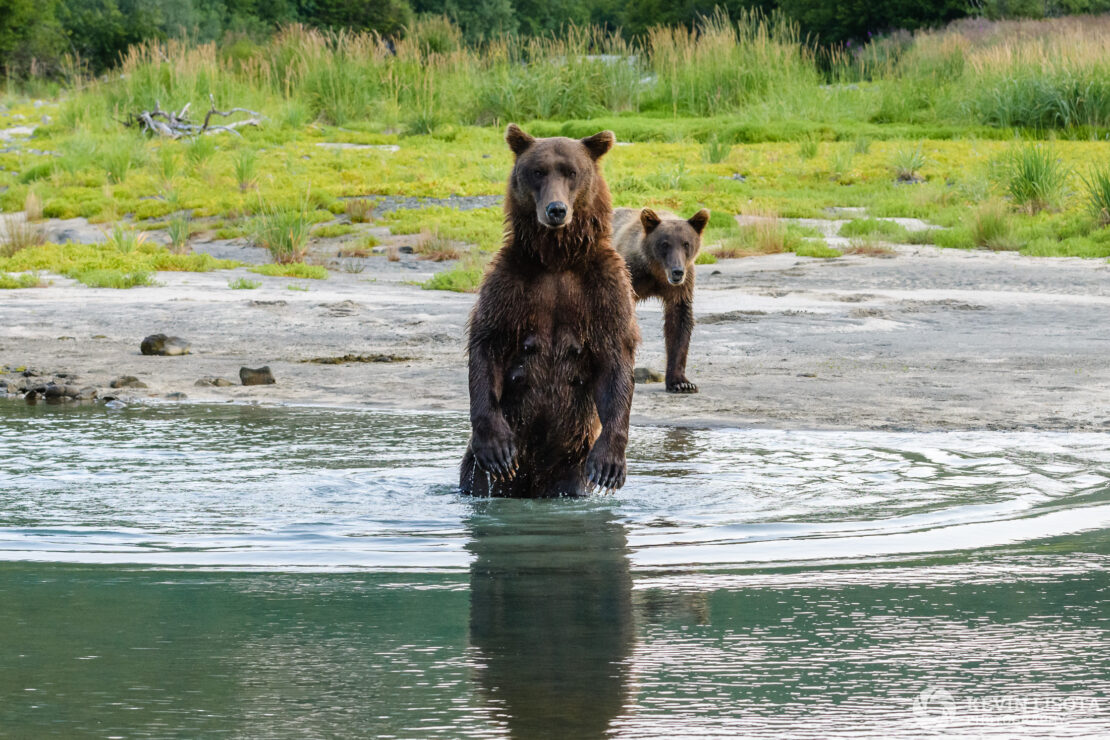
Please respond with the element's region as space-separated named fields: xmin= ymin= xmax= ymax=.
xmin=640 ymin=208 xmax=710 ymax=286
xmin=505 ymin=124 xmax=615 ymax=230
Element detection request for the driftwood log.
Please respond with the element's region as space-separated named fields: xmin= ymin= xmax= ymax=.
xmin=121 ymin=95 xmax=263 ymax=138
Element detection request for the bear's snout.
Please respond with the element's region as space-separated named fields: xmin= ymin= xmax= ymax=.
xmin=544 ymin=201 xmax=568 ymax=227
xmin=668 ymin=268 xmax=686 ymax=285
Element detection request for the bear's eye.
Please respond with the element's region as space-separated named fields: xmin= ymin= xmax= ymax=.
xmin=683 ymin=242 xmax=690 ymax=249
xmin=532 ymin=168 xmax=544 ymax=179
xmin=567 ymin=169 xmax=577 ymax=179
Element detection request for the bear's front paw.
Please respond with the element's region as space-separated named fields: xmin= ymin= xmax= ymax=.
xmin=666 ymin=376 xmax=698 ymax=393
xmin=472 ymin=415 xmax=517 ymax=481
xmin=586 ymin=443 xmax=626 ymax=493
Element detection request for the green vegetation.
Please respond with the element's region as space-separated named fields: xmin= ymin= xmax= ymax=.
xmin=891 ymin=144 xmax=925 ymax=182
xmin=839 ymin=219 xmax=910 ymax=241
xmin=251 ymin=201 xmax=313 ymax=263
xmin=1082 ymin=165 xmax=1110 ymax=226
xmin=969 ymin=201 xmax=1020 ymax=251
xmin=795 ymin=242 xmax=842 ymax=258
xmin=228 ymin=277 xmax=262 ymax=289
xmin=313 ymin=223 xmax=357 ymax=238
xmin=1004 ymin=144 xmax=1070 ymax=213
xmin=422 ymin=253 xmax=486 ymax=292
xmin=2 ymin=12 xmax=1110 ymax=296
xmin=73 ymin=269 xmax=157 ymax=289
xmin=249 ymin=263 xmax=328 ymax=279
xmin=0 ymin=241 xmax=238 ymax=287
xmin=0 ymin=272 xmax=43 ymax=289
xmin=345 ymin=199 xmax=377 ymax=223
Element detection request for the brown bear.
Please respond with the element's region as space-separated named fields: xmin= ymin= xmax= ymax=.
xmin=612 ymin=206 xmax=710 ymax=393
xmin=459 ymin=124 xmax=640 ymax=498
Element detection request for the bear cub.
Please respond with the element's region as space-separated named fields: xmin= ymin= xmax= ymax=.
xmin=612 ymin=207 xmax=709 ymax=393
xmin=460 ymin=124 xmax=640 ymax=498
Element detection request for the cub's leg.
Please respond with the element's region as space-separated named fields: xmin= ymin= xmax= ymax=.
xmin=663 ymin=295 xmax=697 ymax=393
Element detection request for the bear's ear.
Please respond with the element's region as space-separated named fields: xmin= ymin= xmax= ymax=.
xmin=688 ymin=208 xmax=710 ymax=235
xmin=506 ymin=124 xmax=535 ymax=157
xmin=640 ymin=208 xmax=662 ymax=234
xmin=581 ymin=130 xmax=615 ymax=160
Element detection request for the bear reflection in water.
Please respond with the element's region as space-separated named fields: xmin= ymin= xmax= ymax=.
xmin=467 ymin=504 xmax=634 ymax=739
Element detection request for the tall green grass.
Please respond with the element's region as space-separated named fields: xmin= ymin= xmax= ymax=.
xmin=1004 ymin=144 xmax=1070 ymax=214
xmin=51 ymin=13 xmax=1110 ymax=135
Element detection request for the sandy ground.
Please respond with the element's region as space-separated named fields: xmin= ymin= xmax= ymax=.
xmin=3 ymin=242 xmax=1110 ymax=431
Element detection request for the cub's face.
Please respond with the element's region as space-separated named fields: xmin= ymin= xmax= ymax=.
xmin=506 ymin=124 xmax=615 ymax=229
xmin=641 ymin=208 xmax=710 ymax=286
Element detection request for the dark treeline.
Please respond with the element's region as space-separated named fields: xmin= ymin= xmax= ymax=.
xmin=3 ymin=0 xmax=1110 ymax=78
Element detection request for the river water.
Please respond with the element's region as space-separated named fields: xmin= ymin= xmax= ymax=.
xmin=1 ymin=401 xmax=1107 ymax=737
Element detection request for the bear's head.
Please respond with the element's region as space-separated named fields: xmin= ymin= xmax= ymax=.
xmin=639 ymin=208 xmax=710 ymax=286
xmin=505 ymin=124 xmax=615 ymax=230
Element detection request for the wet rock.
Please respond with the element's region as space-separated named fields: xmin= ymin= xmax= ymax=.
xmin=104 ymin=399 xmax=127 ymax=410
xmin=75 ymin=386 xmax=98 ymax=401
xmin=43 ymin=383 xmax=80 ymax=400
xmin=110 ymin=376 xmax=148 ymax=389
xmin=194 ymin=376 xmax=234 ymax=387
xmin=240 ymin=366 xmax=275 ymax=386
xmin=165 ymin=392 xmax=188 ymax=400
xmin=141 ymin=334 xmax=190 ymax=356
xmin=634 ymin=367 xmax=665 ymax=384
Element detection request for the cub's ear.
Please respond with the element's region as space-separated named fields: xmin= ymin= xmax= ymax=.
xmin=688 ymin=208 xmax=710 ymax=235
xmin=640 ymin=208 xmax=662 ymax=233
xmin=506 ymin=124 xmax=535 ymax=157
xmin=581 ymin=130 xmax=615 ymax=160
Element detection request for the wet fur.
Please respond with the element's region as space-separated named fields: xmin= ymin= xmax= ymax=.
xmin=460 ymin=126 xmax=639 ymax=497
xmin=612 ymin=207 xmax=709 ymax=393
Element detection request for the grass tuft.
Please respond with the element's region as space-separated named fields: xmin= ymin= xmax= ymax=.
xmin=422 ymin=252 xmax=487 ymax=292
xmin=701 ymin=134 xmax=731 ymax=164
xmin=228 ymin=277 xmax=261 ymax=289
xmin=969 ymin=200 xmax=1021 ymax=250
xmin=891 ymin=144 xmax=925 ymax=182
xmin=345 ymin=198 xmax=377 ymax=223
xmin=252 ymin=200 xmax=312 ymax=263
xmin=1005 ymin=144 xmax=1069 ymax=214
xmin=1080 ymin=165 xmax=1110 ymax=227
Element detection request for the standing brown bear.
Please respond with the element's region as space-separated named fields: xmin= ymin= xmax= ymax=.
xmin=460 ymin=124 xmax=640 ymax=498
xmin=612 ymin=207 xmax=710 ymax=393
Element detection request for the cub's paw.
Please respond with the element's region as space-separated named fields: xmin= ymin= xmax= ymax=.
xmin=586 ymin=443 xmax=626 ymax=494
xmin=666 ymin=377 xmax=698 ymax=394
xmin=472 ymin=416 xmax=517 ymax=481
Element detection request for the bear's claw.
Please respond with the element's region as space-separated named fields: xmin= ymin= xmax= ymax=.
xmin=666 ymin=379 xmax=698 ymax=393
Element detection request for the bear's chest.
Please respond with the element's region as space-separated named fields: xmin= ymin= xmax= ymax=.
xmin=523 ymin=271 xmax=590 ymax=338
xmin=507 ymin=271 xmax=593 ymax=382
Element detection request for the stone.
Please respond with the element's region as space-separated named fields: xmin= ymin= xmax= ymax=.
xmin=104 ymin=399 xmax=127 ymax=410
xmin=110 ymin=376 xmax=148 ymax=389
xmin=75 ymin=386 xmax=98 ymax=401
xmin=194 ymin=376 xmax=234 ymax=387
xmin=634 ymin=367 xmax=665 ymax=384
xmin=165 ymin=392 xmax=188 ymax=400
xmin=240 ymin=366 xmax=275 ymax=386
xmin=141 ymin=334 xmax=191 ymax=356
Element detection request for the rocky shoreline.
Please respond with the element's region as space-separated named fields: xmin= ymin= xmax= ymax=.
xmin=3 ymin=243 xmax=1110 ymax=431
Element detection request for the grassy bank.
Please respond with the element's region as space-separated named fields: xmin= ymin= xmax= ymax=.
xmin=2 ymin=12 xmax=1110 ymax=292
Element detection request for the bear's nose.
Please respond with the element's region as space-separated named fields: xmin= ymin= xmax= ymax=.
xmin=545 ymin=201 xmax=567 ymax=225
xmin=669 ymin=268 xmax=685 ymax=284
